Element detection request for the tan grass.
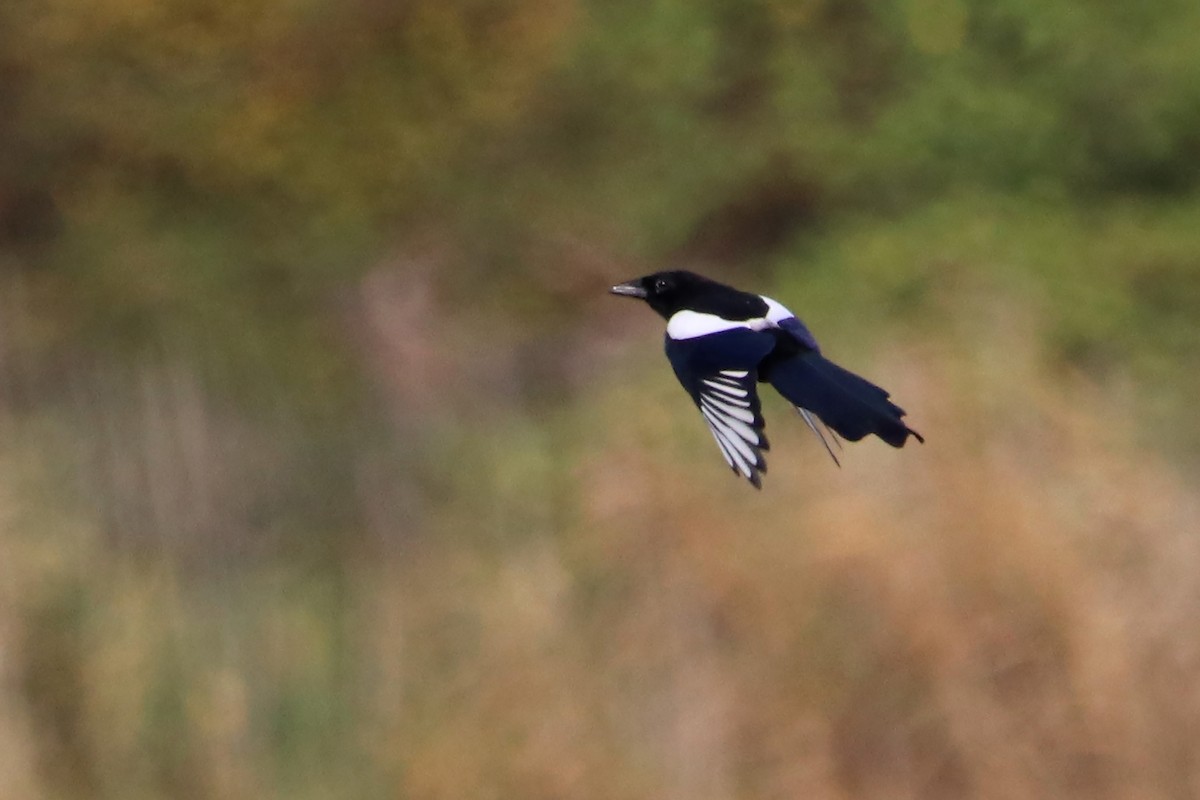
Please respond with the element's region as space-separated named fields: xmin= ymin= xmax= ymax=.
xmin=2 ymin=327 xmax=1199 ymax=799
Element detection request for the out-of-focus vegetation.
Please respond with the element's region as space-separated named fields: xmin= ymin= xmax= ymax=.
xmin=2 ymin=0 xmax=1200 ymax=797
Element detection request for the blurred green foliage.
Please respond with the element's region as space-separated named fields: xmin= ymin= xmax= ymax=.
xmin=4 ymin=0 xmax=1198 ymax=326
xmin=1 ymin=0 xmax=1198 ymax=563
xmin=3 ymin=1 xmax=1197 ymax=296
xmin=1 ymin=0 xmax=1197 ymax=558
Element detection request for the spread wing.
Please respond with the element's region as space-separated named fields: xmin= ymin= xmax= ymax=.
xmin=665 ymin=328 xmax=775 ymax=488
xmin=696 ymin=369 xmax=770 ymax=487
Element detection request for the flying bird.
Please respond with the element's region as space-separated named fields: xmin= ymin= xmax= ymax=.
xmin=610 ymin=270 xmax=923 ymax=488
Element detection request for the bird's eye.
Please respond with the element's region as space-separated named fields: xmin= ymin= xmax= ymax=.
xmin=654 ymin=278 xmax=670 ymax=292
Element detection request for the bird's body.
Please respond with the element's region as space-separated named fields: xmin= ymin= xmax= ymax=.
xmin=611 ymin=270 xmax=923 ymax=488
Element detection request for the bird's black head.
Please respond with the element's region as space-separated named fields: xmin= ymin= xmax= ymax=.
xmin=610 ymin=270 xmax=762 ymax=320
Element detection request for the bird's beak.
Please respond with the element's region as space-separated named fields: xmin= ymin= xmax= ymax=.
xmin=609 ymin=281 xmax=647 ymax=299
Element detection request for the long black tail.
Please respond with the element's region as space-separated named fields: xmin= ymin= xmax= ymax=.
xmin=766 ymin=353 xmax=923 ymax=447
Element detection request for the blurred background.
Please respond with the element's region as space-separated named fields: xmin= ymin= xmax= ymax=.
xmin=2 ymin=0 xmax=1200 ymax=797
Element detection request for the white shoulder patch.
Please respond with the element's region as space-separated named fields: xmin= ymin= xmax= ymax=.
xmin=666 ymin=310 xmax=750 ymax=340
xmin=761 ymin=296 xmax=796 ymax=325
xmin=667 ymin=298 xmax=795 ymax=340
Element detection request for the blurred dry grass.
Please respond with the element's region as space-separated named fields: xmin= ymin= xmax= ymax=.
xmin=3 ymin=296 xmax=1199 ymax=799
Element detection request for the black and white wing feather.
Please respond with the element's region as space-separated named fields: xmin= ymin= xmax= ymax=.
xmin=696 ymin=369 xmax=770 ymax=487
xmin=665 ymin=326 xmax=776 ymax=488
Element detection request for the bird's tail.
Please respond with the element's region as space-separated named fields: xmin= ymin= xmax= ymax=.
xmin=767 ymin=354 xmax=923 ymax=447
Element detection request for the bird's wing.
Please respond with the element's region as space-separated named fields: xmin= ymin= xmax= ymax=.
xmin=797 ymin=407 xmax=842 ymax=466
xmin=761 ymin=297 xmax=821 ymax=352
xmin=665 ymin=328 xmax=775 ymax=489
xmin=776 ymin=317 xmax=821 ymax=351
xmin=696 ymin=369 xmax=770 ymax=487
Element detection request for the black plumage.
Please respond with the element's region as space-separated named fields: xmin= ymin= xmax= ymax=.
xmin=611 ymin=270 xmax=923 ymax=488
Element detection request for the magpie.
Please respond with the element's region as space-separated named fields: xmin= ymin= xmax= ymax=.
xmin=610 ymin=270 xmax=923 ymax=488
